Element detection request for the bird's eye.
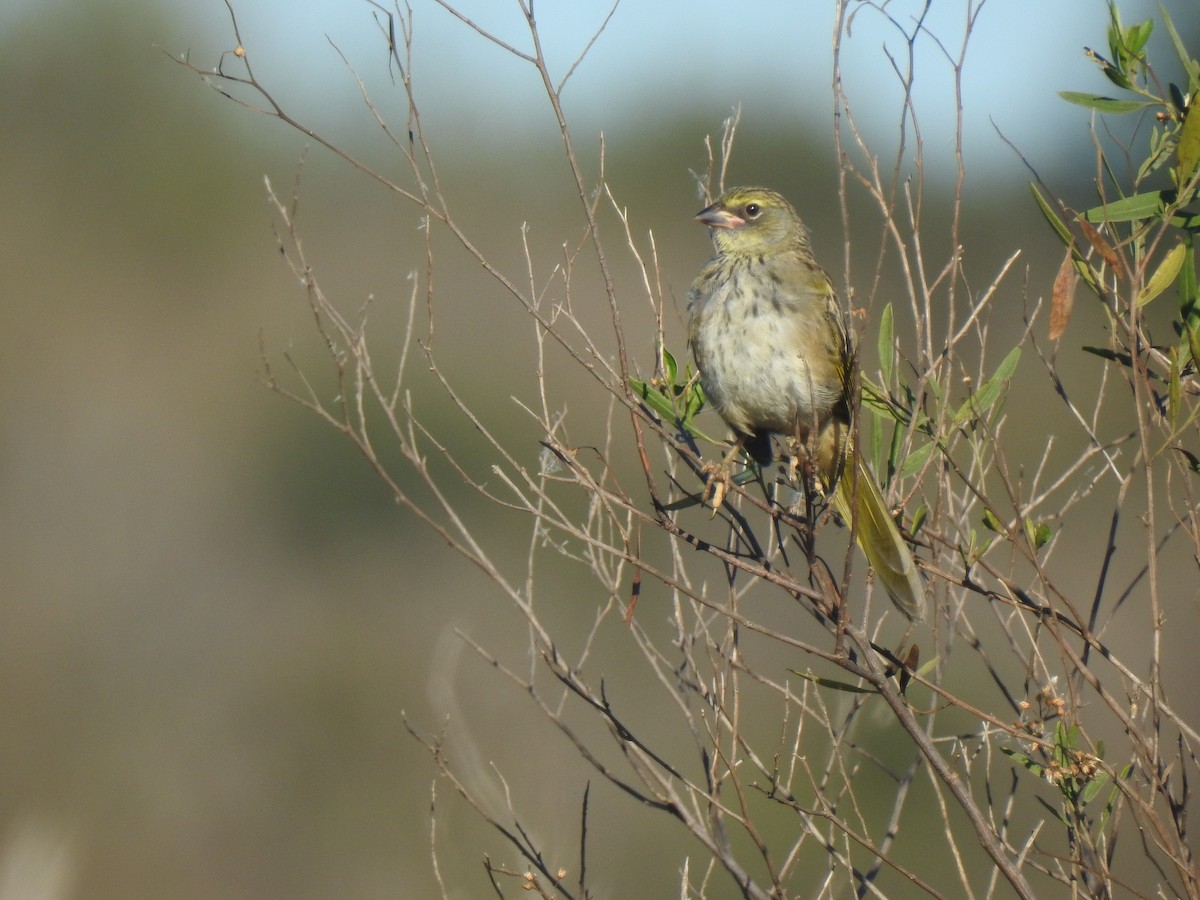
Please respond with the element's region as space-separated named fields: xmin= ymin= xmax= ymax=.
xmin=745 ymin=203 xmax=761 ymax=218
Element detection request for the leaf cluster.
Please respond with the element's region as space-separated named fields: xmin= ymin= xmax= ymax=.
xmin=1037 ymin=2 xmax=1200 ymax=436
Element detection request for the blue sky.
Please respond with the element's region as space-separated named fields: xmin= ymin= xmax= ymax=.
xmin=2 ymin=0 xmax=1187 ymax=185
xmin=131 ymin=0 xmax=1196 ymax=182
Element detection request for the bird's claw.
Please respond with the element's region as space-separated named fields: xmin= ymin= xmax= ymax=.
xmin=700 ymin=462 xmax=732 ymax=513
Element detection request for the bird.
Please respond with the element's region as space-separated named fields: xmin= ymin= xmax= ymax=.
xmin=686 ymin=186 xmax=925 ymax=620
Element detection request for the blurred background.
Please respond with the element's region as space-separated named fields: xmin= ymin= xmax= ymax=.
xmin=1 ymin=0 xmax=1196 ymax=896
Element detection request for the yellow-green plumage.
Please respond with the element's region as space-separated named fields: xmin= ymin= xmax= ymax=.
xmin=687 ymin=187 xmax=925 ymax=620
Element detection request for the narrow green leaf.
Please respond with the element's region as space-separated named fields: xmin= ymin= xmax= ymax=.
xmin=1186 ymin=323 xmax=1200 ymax=372
xmin=869 ymin=409 xmax=884 ymax=478
xmin=923 ymin=375 xmax=941 ymax=404
xmin=910 ymin=503 xmax=928 ymax=536
xmin=1082 ymin=770 xmax=1111 ymax=805
xmin=915 ymin=656 xmax=940 ymax=678
xmin=982 ymin=509 xmax=1003 ymax=533
xmin=1054 ymin=722 xmax=1070 ymax=758
xmin=1102 ymin=67 xmax=1135 ymax=92
xmin=1168 ymin=347 xmax=1182 ymax=425
xmin=662 ymin=347 xmax=677 ymax=385
xmin=1106 ymin=5 xmax=1124 ymax=59
xmin=1088 ymin=43 xmax=1134 ymax=91
xmin=1000 ymin=746 xmax=1045 ymax=777
xmin=859 ymin=378 xmax=890 ymax=415
xmin=952 ymin=346 xmax=1021 ymax=428
xmin=1179 ymin=107 xmax=1200 ymax=183
xmin=1169 ymin=210 xmax=1200 ymax=232
xmin=1160 ymin=4 xmax=1200 ymax=84
xmin=1031 ymin=183 xmax=1074 ymax=246
xmin=1137 ymin=242 xmax=1187 ymax=307
xmin=630 ymin=377 xmax=677 ymax=424
xmin=1083 ymin=190 xmax=1168 ymax=223
xmin=1098 ymin=765 xmax=1132 ymax=833
xmin=1058 ymin=91 xmax=1155 ymax=114
xmin=684 ymin=379 xmax=705 ymax=422
xmin=1180 ymin=237 xmax=1199 ymax=326
xmin=1126 ymin=18 xmax=1154 ymax=56
xmin=898 ymin=440 xmax=935 ymax=481
xmin=886 ymin=417 xmax=903 ymax=481
xmin=878 ymin=303 xmax=895 ymax=386
xmin=1073 ymin=255 xmax=1103 ymax=298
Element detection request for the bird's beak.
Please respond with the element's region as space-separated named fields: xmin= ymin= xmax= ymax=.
xmin=694 ymin=204 xmax=744 ymax=230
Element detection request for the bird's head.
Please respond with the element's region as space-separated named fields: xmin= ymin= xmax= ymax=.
xmin=695 ymin=187 xmax=809 ymax=256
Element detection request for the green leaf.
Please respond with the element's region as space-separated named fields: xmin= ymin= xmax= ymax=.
xmin=661 ymin=347 xmax=678 ymax=385
xmin=684 ymin=378 xmax=706 ymax=422
xmin=1186 ymin=322 xmax=1200 ymax=372
xmin=878 ymin=302 xmax=895 ymax=386
xmin=1168 ymin=347 xmax=1182 ymax=425
xmin=982 ymin=508 xmax=1003 ymax=533
xmin=1058 ymin=91 xmax=1155 ymax=114
xmin=1031 ymin=183 xmax=1074 ymax=247
xmin=1179 ymin=108 xmax=1200 ymax=183
xmin=1169 ymin=210 xmax=1200 ymax=232
xmin=1000 ymin=746 xmax=1045 ymax=778
xmin=860 ymin=376 xmax=913 ymax=427
xmin=865 ymin=424 xmax=888 ymax=473
xmin=1025 ymin=518 xmax=1052 ymax=551
xmin=898 ymin=440 xmax=935 ymax=481
xmin=1083 ymin=191 xmax=1168 ymax=223
xmin=1138 ymin=242 xmax=1187 ymax=307
xmin=859 ymin=377 xmax=891 ymax=415
xmin=1089 ymin=43 xmax=1134 ymax=91
xmin=910 ymin=503 xmax=927 ymax=536
xmin=1081 ymin=770 xmax=1110 ymax=805
xmin=1126 ymin=18 xmax=1154 ymax=56
xmin=1160 ymin=4 xmax=1200 ymax=85
xmin=1101 ymin=66 xmax=1135 ymax=92
xmin=1054 ymin=721 xmax=1070 ymax=757
xmin=1073 ymin=255 xmax=1103 ymax=298
xmin=1098 ymin=764 xmax=1134 ymax=833
xmin=886 ymin=419 xmax=905 ymax=482
xmin=952 ymin=346 xmax=1021 ymax=428
xmin=630 ymin=377 xmax=676 ymax=423
xmin=915 ymin=656 xmax=940 ymax=679
xmin=1180 ymin=238 xmax=1199 ymax=328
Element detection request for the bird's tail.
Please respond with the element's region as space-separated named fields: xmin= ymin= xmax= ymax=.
xmin=831 ymin=455 xmax=925 ymax=620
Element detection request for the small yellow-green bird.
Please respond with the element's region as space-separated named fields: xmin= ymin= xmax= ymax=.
xmin=687 ymin=186 xmax=925 ymax=620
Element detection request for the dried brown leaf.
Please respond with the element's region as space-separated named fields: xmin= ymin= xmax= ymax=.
xmin=1049 ymin=246 xmax=1078 ymax=341
xmin=1079 ymin=219 xmax=1122 ymax=277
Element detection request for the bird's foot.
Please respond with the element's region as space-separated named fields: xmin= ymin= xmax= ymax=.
xmin=700 ymin=461 xmax=733 ymax=513
xmin=783 ymin=441 xmax=828 ymax=498
xmin=785 ymin=452 xmax=803 ymax=488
